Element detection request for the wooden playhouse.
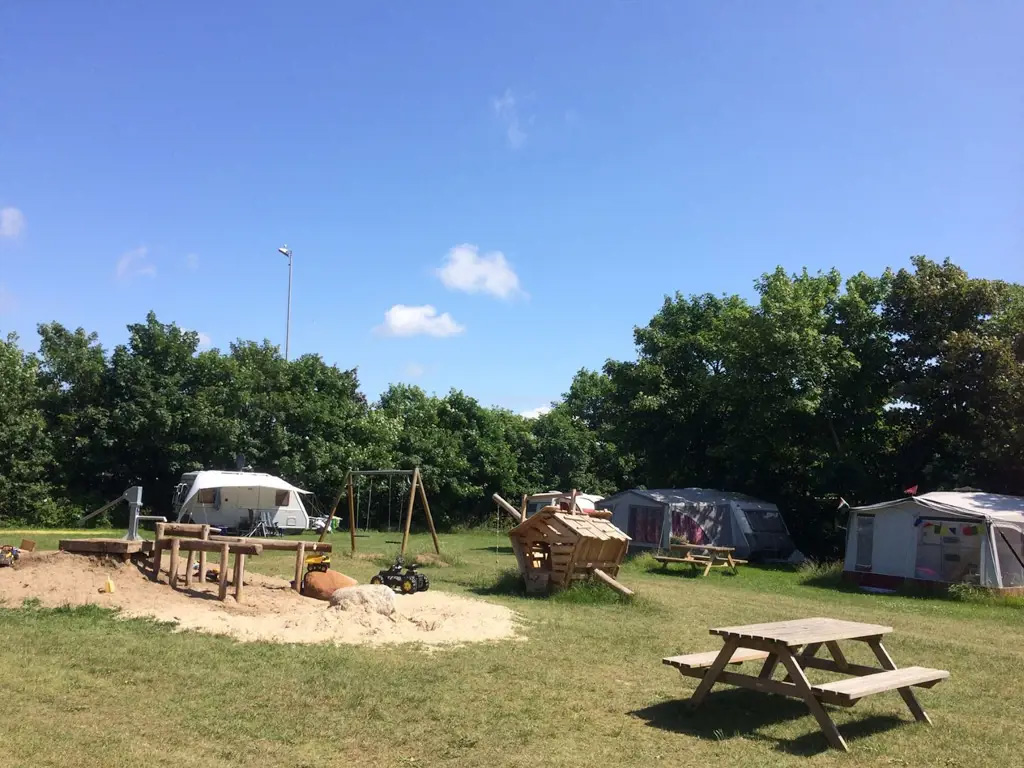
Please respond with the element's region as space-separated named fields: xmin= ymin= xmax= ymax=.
xmin=508 ymin=508 xmax=633 ymax=595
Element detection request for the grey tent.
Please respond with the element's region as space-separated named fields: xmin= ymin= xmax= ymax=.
xmin=596 ymin=488 xmax=798 ymax=561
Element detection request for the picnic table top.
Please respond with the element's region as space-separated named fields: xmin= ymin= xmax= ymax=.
xmin=670 ymin=542 xmax=735 ymax=553
xmin=710 ymin=617 xmax=893 ymax=647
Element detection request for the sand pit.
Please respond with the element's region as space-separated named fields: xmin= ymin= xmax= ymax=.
xmin=0 ymin=551 xmax=519 ymax=647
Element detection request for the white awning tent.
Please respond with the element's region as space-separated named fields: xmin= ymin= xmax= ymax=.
xmin=178 ymin=471 xmax=310 ymax=508
xmin=845 ymin=492 xmax=1024 ymax=590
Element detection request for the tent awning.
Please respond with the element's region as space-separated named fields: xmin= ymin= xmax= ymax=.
xmin=180 ymin=471 xmax=310 ymax=508
xmin=853 ymin=492 xmax=1024 ymax=525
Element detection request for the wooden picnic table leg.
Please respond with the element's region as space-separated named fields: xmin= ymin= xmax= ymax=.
xmin=778 ymin=649 xmax=848 ymax=752
xmin=758 ymin=653 xmax=780 ymax=679
xmin=702 ymin=557 xmax=714 ymax=577
xmin=867 ymin=638 xmax=931 ymax=724
xmin=726 ymin=553 xmax=737 ymax=573
xmin=825 ymin=641 xmax=850 ymax=672
xmin=781 ymin=643 xmax=822 ymax=682
xmin=688 ymin=638 xmax=740 ymax=708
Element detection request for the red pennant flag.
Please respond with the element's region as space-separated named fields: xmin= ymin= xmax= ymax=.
xmin=904 ymin=484 xmax=918 ymax=495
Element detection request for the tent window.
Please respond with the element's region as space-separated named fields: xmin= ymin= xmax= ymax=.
xmin=994 ymin=526 xmax=1024 ymax=588
xmin=854 ymin=514 xmax=874 ymax=571
xmin=671 ymin=511 xmax=707 ymax=545
xmin=197 ymin=488 xmax=216 ymax=505
xmin=743 ymin=508 xmax=786 ymax=533
xmin=628 ymin=505 xmax=664 ymax=546
xmin=915 ymin=519 xmax=982 ymax=583
xmin=275 ymin=490 xmax=290 ymax=506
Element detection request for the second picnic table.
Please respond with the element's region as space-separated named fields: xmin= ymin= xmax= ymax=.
xmin=653 ymin=543 xmax=745 ymax=576
xmin=663 ymin=617 xmax=950 ymax=751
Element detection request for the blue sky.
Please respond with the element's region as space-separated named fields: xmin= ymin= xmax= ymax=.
xmin=2 ymin=1 xmax=1022 ymax=416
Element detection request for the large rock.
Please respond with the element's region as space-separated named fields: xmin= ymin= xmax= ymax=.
xmin=302 ymin=569 xmax=358 ymax=601
xmin=329 ymin=584 xmax=396 ymax=616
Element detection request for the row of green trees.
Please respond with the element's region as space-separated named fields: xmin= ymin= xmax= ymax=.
xmin=3 ymin=257 xmax=1023 ymax=555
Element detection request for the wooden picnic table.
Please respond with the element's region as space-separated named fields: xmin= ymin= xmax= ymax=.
xmin=663 ymin=617 xmax=949 ymax=751
xmin=652 ymin=543 xmax=746 ymax=576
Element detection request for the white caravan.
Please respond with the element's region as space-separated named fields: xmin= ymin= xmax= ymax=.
xmin=171 ymin=470 xmax=311 ymax=533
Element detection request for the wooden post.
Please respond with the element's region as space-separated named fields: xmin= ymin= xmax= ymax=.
xmin=519 ymin=493 xmax=528 ymax=520
xmin=184 ymin=550 xmax=195 ymax=588
xmin=400 ymin=467 xmax=419 ymax=555
xmin=318 ymin=476 xmax=347 ymax=544
xmin=348 ymin=472 xmax=356 ymax=555
xmin=198 ymin=524 xmax=209 ymax=584
xmin=294 ymin=542 xmax=306 ymax=593
xmin=218 ymin=543 xmax=230 ymax=600
xmin=168 ymin=538 xmax=180 ymax=587
xmin=234 ymin=553 xmax=246 ymax=602
xmin=416 ymin=472 xmax=440 ymax=555
xmin=151 ymin=540 xmax=163 ymax=581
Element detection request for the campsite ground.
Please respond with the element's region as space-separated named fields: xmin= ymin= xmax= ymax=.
xmin=2 ymin=528 xmax=1022 ymax=768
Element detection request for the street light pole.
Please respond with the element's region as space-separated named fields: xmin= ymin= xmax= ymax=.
xmin=278 ymin=245 xmax=293 ymax=361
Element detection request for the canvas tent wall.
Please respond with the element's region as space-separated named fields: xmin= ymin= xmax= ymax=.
xmin=595 ymin=488 xmax=797 ymax=561
xmin=172 ymin=470 xmax=311 ymax=533
xmin=844 ymin=492 xmax=1024 ymax=592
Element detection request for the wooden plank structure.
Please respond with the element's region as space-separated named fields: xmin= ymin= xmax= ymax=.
xmin=151 ymin=522 xmax=264 ymax=603
xmin=653 ymin=542 xmax=746 ymax=577
xmin=210 ymin=536 xmax=332 ymax=592
xmin=663 ymin=617 xmax=950 ymax=751
xmin=59 ymin=538 xmax=146 ymax=559
xmin=508 ymin=507 xmax=633 ymax=596
xmin=317 ymin=467 xmax=440 ymax=557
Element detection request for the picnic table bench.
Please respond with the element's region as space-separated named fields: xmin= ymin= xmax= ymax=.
xmin=662 ymin=617 xmax=949 ymax=751
xmin=653 ymin=543 xmax=746 ymax=576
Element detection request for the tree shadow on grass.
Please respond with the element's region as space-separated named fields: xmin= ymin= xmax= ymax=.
xmin=631 ymin=689 xmax=905 ymax=755
xmin=471 ymin=545 xmax=515 ymax=555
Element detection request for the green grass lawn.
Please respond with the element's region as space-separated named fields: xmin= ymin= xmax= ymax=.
xmin=2 ymin=527 xmax=1022 ymax=767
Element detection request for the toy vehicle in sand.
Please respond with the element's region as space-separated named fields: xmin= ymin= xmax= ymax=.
xmin=0 ymin=545 xmax=20 ymax=568
xmin=370 ymin=557 xmax=429 ymax=594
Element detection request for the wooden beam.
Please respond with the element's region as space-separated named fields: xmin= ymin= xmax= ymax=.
xmin=293 ymin=542 xmax=305 ymax=593
xmin=592 ymin=568 xmax=634 ymax=597
xmin=400 ymin=467 xmax=418 ymax=556
xmin=151 ymin=540 xmax=163 ymax=581
xmin=417 ymin=472 xmax=441 ymax=555
xmin=492 ymin=493 xmax=523 ymax=523
xmin=218 ymin=543 xmax=230 ymax=600
xmin=868 ymin=638 xmax=933 ymax=724
xmin=163 ymin=539 xmax=263 ymax=555
xmin=210 ymin=536 xmax=332 ymax=552
xmin=318 ymin=476 xmax=347 ymax=544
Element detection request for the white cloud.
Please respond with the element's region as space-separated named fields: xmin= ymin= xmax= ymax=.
xmin=520 ymin=405 xmax=552 ymax=419
xmin=0 ymin=207 xmax=26 ymax=238
xmin=404 ymin=362 xmax=426 ymax=378
xmin=196 ymin=331 xmax=213 ymax=349
xmin=437 ymin=243 xmax=524 ymax=300
xmin=0 ymin=284 xmax=16 ymax=314
xmin=492 ymin=88 xmax=526 ymax=149
xmin=115 ymin=246 xmax=157 ymax=281
xmin=376 ymin=304 xmax=465 ymax=338
xmin=186 ymin=253 xmax=200 ymax=271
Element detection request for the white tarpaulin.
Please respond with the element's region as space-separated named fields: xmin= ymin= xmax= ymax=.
xmin=179 ymin=471 xmax=310 ymax=508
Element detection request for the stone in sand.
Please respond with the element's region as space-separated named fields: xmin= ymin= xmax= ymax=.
xmin=329 ymin=584 xmax=396 ymax=616
xmin=302 ymin=569 xmax=358 ymax=601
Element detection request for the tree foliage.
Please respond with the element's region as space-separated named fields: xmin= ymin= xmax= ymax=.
xmin=2 ymin=259 xmax=1023 ymax=556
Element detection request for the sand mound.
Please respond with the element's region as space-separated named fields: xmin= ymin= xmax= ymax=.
xmin=330 ymin=584 xmax=396 ymax=615
xmin=0 ymin=551 xmax=518 ymax=647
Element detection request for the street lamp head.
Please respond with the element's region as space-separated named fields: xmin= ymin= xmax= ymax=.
xmin=278 ymin=245 xmax=291 ymax=257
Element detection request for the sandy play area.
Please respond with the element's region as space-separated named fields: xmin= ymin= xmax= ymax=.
xmin=0 ymin=551 xmax=520 ymax=647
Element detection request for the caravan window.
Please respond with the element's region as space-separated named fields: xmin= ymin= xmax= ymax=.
xmin=197 ymin=488 xmax=216 ymax=505
xmin=854 ymin=514 xmax=874 ymax=571
xmin=275 ymin=490 xmax=290 ymax=506
xmin=915 ymin=519 xmax=982 ymax=583
xmin=994 ymin=526 xmax=1024 ymax=588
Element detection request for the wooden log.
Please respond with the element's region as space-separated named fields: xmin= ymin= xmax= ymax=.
xmin=218 ymin=543 xmax=230 ymax=600
xmin=198 ymin=550 xmax=208 ymax=584
xmin=293 ymin=542 xmax=305 ymax=592
xmin=492 ymin=493 xmax=523 ymax=523
xmin=165 ymin=539 xmax=263 ymax=555
xmin=417 ymin=478 xmax=441 ymax=555
xmin=169 ymin=538 xmax=180 ymax=588
xmin=59 ymin=538 xmax=144 ymax=555
xmin=184 ymin=550 xmax=195 ymax=587
xmin=154 ymin=522 xmax=166 ymax=540
xmin=234 ymin=553 xmax=246 ymax=602
xmin=400 ymin=467 xmax=417 ymax=555
xmin=158 ymin=522 xmax=210 ymax=538
xmin=592 ymin=568 xmax=634 ymax=597
xmin=151 ymin=540 xmax=163 ymax=581
xmin=209 ymin=536 xmax=332 ymax=552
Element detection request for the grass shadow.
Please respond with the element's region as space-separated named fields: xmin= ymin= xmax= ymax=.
xmin=631 ymin=689 xmax=906 ymax=755
xmin=472 ymin=545 xmax=515 ymax=555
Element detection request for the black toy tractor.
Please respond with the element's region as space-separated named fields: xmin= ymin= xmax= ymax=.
xmin=370 ymin=556 xmax=429 ymax=594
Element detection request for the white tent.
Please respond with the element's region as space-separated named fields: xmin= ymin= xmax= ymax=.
xmin=172 ymin=470 xmax=312 ymax=532
xmin=844 ymin=492 xmax=1024 ymax=591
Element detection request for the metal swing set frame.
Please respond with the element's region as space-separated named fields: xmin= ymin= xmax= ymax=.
xmin=317 ymin=467 xmax=440 ymax=556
